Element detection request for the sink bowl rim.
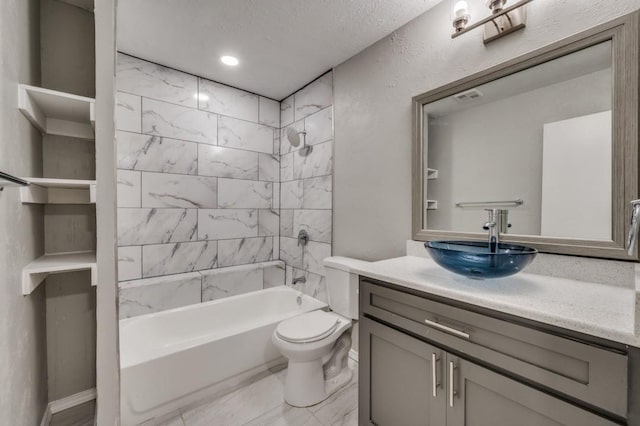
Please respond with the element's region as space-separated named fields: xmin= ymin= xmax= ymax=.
xmin=425 ymin=240 xmax=538 ymax=256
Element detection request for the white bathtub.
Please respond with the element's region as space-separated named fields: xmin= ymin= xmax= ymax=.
xmin=119 ymin=286 xmax=327 ymax=425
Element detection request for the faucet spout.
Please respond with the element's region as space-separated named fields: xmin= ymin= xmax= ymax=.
xmin=482 ymin=209 xmax=510 ymax=252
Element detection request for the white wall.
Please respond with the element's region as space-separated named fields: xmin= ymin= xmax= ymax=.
xmin=333 ymin=0 xmax=640 ymax=260
xmin=0 ymin=0 xmax=49 ymax=424
xmin=541 ymin=110 xmax=612 ymax=240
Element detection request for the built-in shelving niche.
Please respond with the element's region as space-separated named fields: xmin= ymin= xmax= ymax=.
xmin=17 ymin=84 xmax=98 ymax=295
xmin=22 ymin=251 xmax=97 ymax=295
xmin=18 ymin=84 xmax=95 ymax=140
xmin=20 ymin=178 xmax=96 ymax=204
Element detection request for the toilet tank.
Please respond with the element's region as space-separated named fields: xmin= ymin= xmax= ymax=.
xmin=323 ymin=256 xmax=370 ymax=320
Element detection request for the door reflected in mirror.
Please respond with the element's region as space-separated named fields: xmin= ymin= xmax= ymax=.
xmin=423 ymin=41 xmax=612 ymax=241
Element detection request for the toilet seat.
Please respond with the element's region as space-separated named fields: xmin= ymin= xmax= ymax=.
xmin=276 ymin=311 xmax=340 ymax=343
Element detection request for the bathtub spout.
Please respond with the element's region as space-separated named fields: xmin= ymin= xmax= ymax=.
xmin=292 ymin=276 xmax=307 ymax=285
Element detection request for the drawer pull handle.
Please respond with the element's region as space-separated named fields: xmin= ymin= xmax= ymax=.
xmin=431 ymin=353 xmax=441 ymax=397
xmin=424 ymin=318 xmax=470 ymax=339
xmin=449 ymin=361 xmax=458 ymax=407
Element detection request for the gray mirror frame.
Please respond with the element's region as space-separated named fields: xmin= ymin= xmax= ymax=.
xmin=412 ymin=11 xmax=639 ymax=260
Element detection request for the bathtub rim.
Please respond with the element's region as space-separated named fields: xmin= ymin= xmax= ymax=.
xmin=119 ymin=286 xmax=328 ymax=368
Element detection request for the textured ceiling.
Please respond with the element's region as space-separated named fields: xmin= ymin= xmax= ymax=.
xmin=117 ymin=0 xmax=443 ymax=100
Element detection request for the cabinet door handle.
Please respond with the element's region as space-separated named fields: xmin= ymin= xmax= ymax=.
xmin=424 ymin=318 xmax=470 ymax=339
xmin=449 ymin=361 xmax=457 ymax=408
xmin=431 ymin=353 xmax=440 ymax=397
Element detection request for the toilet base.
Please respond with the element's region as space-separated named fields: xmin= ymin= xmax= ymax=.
xmin=284 ymin=360 xmax=353 ymax=407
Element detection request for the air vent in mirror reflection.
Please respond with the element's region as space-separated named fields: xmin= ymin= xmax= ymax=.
xmin=453 ymin=88 xmax=483 ymax=101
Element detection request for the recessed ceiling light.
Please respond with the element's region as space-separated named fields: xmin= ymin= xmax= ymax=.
xmin=220 ymin=55 xmax=239 ymax=66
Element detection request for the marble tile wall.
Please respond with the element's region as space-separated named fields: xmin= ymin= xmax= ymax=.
xmin=116 ymin=53 xmax=281 ymax=309
xmin=279 ymin=72 xmax=334 ymax=303
xmin=119 ymin=261 xmax=285 ymax=318
xmin=116 ymin=53 xmax=334 ymax=313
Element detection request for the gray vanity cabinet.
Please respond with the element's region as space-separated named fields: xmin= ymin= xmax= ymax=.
xmin=360 ymin=317 xmax=446 ymax=426
xmin=359 ymin=279 xmax=630 ymax=426
xmin=360 ymin=318 xmax=616 ymax=426
xmin=447 ymin=356 xmax=617 ymax=426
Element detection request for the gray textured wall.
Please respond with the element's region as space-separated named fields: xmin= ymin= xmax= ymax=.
xmin=41 ymin=0 xmax=97 ymax=401
xmin=0 ymin=0 xmax=49 ymax=424
xmin=333 ymin=0 xmax=640 ymax=261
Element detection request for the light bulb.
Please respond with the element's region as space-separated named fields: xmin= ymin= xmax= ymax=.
xmin=453 ymin=1 xmax=469 ymax=18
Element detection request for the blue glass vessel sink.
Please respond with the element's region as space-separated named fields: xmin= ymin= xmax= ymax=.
xmin=425 ymin=241 xmax=537 ymax=279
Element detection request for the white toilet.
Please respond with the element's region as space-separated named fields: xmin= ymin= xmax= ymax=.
xmin=272 ymin=256 xmax=362 ymax=407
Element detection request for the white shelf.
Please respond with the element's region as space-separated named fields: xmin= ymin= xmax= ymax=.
xmin=22 ymin=251 xmax=97 ymax=295
xmin=426 ymin=200 xmax=438 ymax=210
xmin=18 ymin=84 xmax=95 ymax=140
xmin=20 ymin=178 xmax=96 ymax=204
xmin=426 ymin=168 xmax=439 ymax=180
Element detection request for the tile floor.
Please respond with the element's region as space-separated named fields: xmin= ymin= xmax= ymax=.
xmin=142 ymin=361 xmax=358 ymax=426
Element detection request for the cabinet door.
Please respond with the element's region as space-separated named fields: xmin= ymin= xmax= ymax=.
xmin=360 ymin=317 xmax=446 ymax=426
xmin=446 ymin=355 xmax=618 ymax=426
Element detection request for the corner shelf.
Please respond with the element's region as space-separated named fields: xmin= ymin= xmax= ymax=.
xmin=22 ymin=251 xmax=97 ymax=295
xmin=426 ymin=168 xmax=439 ymax=180
xmin=20 ymin=178 xmax=96 ymax=204
xmin=18 ymin=84 xmax=95 ymax=140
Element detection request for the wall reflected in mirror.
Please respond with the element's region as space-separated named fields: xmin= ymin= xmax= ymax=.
xmin=423 ymin=40 xmax=612 ymax=241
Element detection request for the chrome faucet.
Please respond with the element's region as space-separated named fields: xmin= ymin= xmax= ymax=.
xmin=292 ymin=276 xmax=306 ymax=285
xmin=626 ymin=200 xmax=640 ymax=256
xmin=482 ymin=209 xmax=510 ymax=252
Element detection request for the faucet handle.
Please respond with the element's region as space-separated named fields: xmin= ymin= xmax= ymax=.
xmin=297 ymin=229 xmax=309 ymax=247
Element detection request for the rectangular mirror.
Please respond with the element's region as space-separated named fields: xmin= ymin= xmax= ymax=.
xmin=413 ymin=12 xmax=638 ymax=260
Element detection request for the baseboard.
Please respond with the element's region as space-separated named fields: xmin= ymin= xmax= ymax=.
xmin=39 ymin=404 xmax=52 ymax=426
xmin=49 ymin=388 xmax=97 ymax=414
xmin=348 ymin=348 xmax=359 ymax=362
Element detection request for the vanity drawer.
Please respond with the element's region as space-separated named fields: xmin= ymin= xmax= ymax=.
xmin=360 ymin=279 xmax=629 ymax=418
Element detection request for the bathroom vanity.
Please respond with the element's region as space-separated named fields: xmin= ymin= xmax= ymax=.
xmin=355 ymin=256 xmax=640 ymax=426
xmin=375 ymin=12 xmax=640 ymax=423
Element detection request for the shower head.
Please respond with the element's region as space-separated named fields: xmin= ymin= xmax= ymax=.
xmin=287 ymin=127 xmax=312 ymax=156
xmin=299 ymin=145 xmax=313 ymax=156
xmin=286 ymin=127 xmax=305 ymax=147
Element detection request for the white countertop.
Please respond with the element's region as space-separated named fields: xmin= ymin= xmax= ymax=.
xmin=349 ymin=256 xmax=640 ymax=347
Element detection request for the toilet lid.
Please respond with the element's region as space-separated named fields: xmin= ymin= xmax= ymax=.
xmin=276 ymin=311 xmax=340 ymax=343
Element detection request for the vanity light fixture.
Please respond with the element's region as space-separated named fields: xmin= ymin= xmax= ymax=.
xmin=452 ymin=0 xmax=532 ymax=44
xmin=452 ymin=1 xmax=470 ymax=32
xmin=220 ymin=55 xmax=239 ymax=66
